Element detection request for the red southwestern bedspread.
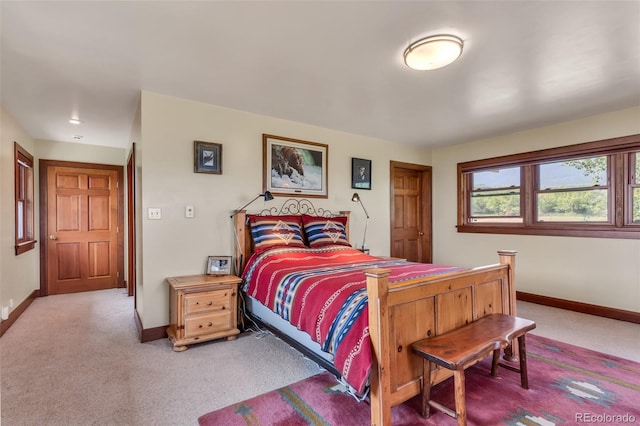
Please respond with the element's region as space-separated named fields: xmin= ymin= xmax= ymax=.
xmin=242 ymin=245 xmax=466 ymax=396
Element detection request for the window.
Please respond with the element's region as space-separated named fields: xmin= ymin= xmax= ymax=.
xmin=631 ymin=152 xmax=640 ymax=223
xmin=469 ymin=166 xmax=522 ymax=223
xmin=458 ymin=134 xmax=640 ymax=239
xmin=15 ymin=142 xmax=35 ymax=254
xmin=536 ymin=156 xmax=608 ymax=223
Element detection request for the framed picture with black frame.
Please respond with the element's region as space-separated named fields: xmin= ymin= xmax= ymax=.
xmin=352 ymin=158 xmax=371 ymax=190
xmin=194 ymin=140 xmax=222 ymax=174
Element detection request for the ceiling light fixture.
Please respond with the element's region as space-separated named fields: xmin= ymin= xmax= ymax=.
xmin=403 ymin=34 xmax=463 ymax=71
xmin=69 ymin=118 xmax=83 ymax=125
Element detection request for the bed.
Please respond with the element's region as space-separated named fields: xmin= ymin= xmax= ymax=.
xmin=234 ymin=199 xmax=517 ymax=425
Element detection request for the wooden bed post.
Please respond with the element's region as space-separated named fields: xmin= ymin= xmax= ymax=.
xmin=365 ymin=268 xmax=392 ymax=426
xmin=339 ymin=210 xmax=351 ymax=241
xmin=498 ymin=250 xmax=518 ymax=360
xmin=498 ymin=250 xmax=517 ymax=316
xmin=233 ymin=210 xmax=250 ymax=275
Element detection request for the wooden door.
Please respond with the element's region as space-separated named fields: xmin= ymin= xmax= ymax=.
xmin=390 ymin=161 xmax=432 ymax=263
xmin=42 ymin=161 xmax=123 ymax=295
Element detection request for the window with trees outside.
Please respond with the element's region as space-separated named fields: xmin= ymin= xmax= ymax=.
xmin=633 ymin=151 xmax=640 ymax=223
xmin=15 ymin=142 xmax=35 ymax=255
xmin=457 ymin=134 xmax=640 ymax=239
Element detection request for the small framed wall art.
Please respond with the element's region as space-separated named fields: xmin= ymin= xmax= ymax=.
xmin=194 ymin=140 xmax=222 ymax=174
xmin=206 ymin=256 xmax=232 ymax=275
xmin=352 ymin=158 xmax=371 ymax=190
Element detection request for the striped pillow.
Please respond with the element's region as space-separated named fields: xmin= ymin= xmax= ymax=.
xmin=302 ymin=215 xmax=351 ymax=248
xmin=249 ymin=215 xmax=306 ymax=253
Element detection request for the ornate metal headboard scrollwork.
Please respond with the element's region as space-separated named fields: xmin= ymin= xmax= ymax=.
xmin=233 ymin=198 xmax=351 ymax=274
xmin=255 ymin=198 xmax=337 ymax=218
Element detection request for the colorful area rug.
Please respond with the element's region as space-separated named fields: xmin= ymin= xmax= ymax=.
xmin=198 ymin=335 xmax=640 ymax=425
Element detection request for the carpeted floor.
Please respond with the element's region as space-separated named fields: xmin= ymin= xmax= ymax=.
xmin=0 ymin=289 xmax=323 ymax=425
xmin=198 ymin=334 xmax=640 ymax=426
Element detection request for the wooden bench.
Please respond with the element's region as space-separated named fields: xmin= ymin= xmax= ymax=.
xmin=411 ymin=313 xmax=536 ymax=426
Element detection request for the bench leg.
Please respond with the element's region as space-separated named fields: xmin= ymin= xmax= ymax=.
xmin=453 ymin=369 xmax=467 ymax=426
xmin=491 ymin=348 xmax=501 ymax=377
xmin=421 ymin=359 xmax=432 ymax=418
xmin=518 ymin=335 xmax=529 ymax=389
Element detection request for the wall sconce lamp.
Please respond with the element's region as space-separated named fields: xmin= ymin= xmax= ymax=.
xmin=351 ymin=193 xmax=370 ymax=252
xmin=231 ymin=191 xmax=274 ymax=217
xmin=230 ymin=191 xmax=274 ymax=273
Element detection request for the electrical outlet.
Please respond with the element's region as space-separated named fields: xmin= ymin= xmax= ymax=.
xmin=9 ymin=299 xmax=14 ymax=308
xmin=148 ymin=208 xmax=162 ymax=220
xmin=185 ymin=205 xmax=194 ymax=218
xmin=1 ymin=307 xmax=9 ymax=320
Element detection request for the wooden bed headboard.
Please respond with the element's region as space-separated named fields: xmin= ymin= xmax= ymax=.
xmin=233 ymin=198 xmax=350 ymax=274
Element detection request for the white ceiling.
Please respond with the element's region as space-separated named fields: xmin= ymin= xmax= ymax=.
xmin=2 ymin=1 xmax=639 ymax=150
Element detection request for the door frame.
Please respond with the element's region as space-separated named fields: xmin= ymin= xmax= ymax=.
xmin=389 ymin=160 xmax=433 ymax=263
xmin=39 ymin=160 xmax=125 ymax=296
xmin=126 ymin=144 xmax=136 ymax=301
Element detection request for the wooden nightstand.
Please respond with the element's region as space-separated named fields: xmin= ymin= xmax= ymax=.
xmin=166 ymin=274 xmax=242 ymax=352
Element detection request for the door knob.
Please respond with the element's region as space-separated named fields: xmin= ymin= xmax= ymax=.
xmin=49 ymin=235 xmax=57 ymax=240
xmin=418 ymin=232 xmax=424 ymax=236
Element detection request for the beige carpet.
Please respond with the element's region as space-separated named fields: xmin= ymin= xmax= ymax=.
xmin=0 ymin=289 xmax=322 ymax=425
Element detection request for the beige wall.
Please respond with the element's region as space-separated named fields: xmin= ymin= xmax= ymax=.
xmin=0 ymin=107 xmax=39 ymax=317
xmin=35 ymin=139 xmax=126 ymax=165
xmin=432 ymin=107 xmax=640 ymax=312
xmin=138 ymin=91 xmax=431 ymax=328
xmin=130 ymin=98 xmax=143 ymax=317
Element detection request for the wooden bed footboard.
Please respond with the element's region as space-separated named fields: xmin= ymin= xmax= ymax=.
xmin=366 ymin=250 xmax=517 ymax=426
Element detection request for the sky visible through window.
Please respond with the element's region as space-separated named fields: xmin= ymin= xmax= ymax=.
xmin=473 ymin=158 xmax=606 ymax=190
xmin=472 ymin=167 xmax=519 ymax=190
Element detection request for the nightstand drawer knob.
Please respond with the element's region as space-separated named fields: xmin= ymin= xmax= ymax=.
xmin=207 ymin=301 xmax=213 ymax=306
xmin=208 ymin=322 xmax=213 ymax=327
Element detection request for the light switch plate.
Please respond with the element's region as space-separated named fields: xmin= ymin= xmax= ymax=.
xmin=148 ymin=208 xmax=161 ymax=220
xmin=185 ymin=205 xmax=194 ymax=218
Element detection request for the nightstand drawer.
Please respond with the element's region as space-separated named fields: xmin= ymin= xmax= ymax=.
xmin=184 ymin=290 xmax=231 ymax=315
xmin=184 ymin=311 xmax=233 ymax=338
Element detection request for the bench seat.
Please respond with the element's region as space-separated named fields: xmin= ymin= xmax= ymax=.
xmin=411 ymin=313 xmax=536 ymax=426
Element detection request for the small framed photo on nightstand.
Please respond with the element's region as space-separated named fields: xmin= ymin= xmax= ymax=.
xmin=206 ymin=256 xmax=232 ymax=275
